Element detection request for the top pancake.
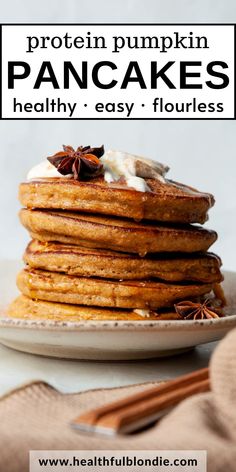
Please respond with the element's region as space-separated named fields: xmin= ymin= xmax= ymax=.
xmin=19 ymin=176 xmax=214 ymax=224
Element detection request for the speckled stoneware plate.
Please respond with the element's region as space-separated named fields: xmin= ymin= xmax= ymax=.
xmin=0 ymin=270 xmax=236 ymax=360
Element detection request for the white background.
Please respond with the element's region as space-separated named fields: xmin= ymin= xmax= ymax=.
xmin=0 ymin=0 xmax=236 ymax=271
xmin=2 ymin=24 xmax=235 ymax=118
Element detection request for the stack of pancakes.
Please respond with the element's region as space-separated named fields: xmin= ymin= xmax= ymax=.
xmin=8 ymin=175 xmax=223 ymax=321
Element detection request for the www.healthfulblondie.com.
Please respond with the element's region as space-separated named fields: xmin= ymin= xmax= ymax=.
xmin=30 ymin=450 xmax=206 ymax=471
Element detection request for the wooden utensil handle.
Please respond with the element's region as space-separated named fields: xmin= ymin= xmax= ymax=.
xmin=96 ymin=378 xmax=210 ymax=432
xmin=73 ymin=367 xmax=210 ymax=434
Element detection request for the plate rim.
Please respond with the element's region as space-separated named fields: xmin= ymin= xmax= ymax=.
xmin=0 ymin=313 xmax=236 ymax=332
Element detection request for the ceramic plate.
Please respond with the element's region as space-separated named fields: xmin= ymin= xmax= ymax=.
xmin=0 ymin=270 xmax=236 ymax=360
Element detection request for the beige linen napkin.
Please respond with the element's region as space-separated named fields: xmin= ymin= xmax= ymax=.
xmin=1 ymin=328 xmax=236 ymax=472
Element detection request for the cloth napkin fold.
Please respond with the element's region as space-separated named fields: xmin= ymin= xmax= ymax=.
xmin=1 ymin=328 xmax=236 ymax=472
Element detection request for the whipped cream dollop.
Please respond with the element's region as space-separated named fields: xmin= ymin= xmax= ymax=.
xmin=27 ymin=160 xmax=73 ymax=180
xmin=100 ymin=150 xmax=169 ymax=192
xmin=26 ymin=149 xmax=169 ymax=192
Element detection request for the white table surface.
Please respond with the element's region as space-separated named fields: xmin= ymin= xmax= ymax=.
xmin=0 ymin=260 xmax=217 ymax=397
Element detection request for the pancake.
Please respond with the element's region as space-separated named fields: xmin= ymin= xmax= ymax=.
xmin=24 ymin=240 xmax=223 ymax=283
xmin=19 ymin=176 xmax=214 ymax=224
xmin=17 ymin=268 xmax=214 ymax=309
xmin=8 ymin=295 xmax=182 ymax=321
xmin=19 ymin=209 xmax=217 ymax=256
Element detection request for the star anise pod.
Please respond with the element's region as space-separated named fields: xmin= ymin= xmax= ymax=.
xmin=47 ymin=145 xmax=104 ymax=180
xmin=174 ymin=299 xmax=225 ymax=320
